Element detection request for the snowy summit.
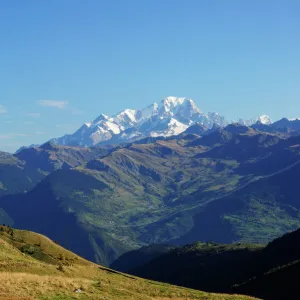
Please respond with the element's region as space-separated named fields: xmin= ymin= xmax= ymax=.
xmin=51 ymin=96 xmax=266 ymax=147
xmin=257 ymin=115 xmax=272 ymax=125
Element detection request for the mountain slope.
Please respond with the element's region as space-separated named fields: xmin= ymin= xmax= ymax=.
xmin=111 ymin=244 xmax=176 ymax=273
xmin=172 ymin=139 xmax=300 ymax=246
xmin=15 ymin=142 xmax=111 ymax=173
xmin=0 ymin=143 xmax=113 ymax=224
xmin=2 ymin=130 xmax=300 ymax=266
xmin=0 ymin=143 xmax=112 ymax=201
xmin=0 ymin=151 xmax=45 ymax=199
xmin=272 ymin=117 xmax=300 ymax=131
xmin=129 ymin=242 xmax=263 ymax=293
xmin=234 ymin=228 xmax=300 ymax=299
xmin=0 ymin=226 xmax=254 ymax=300
xmin=125 ymin=228 xmax=300 ymax=299
xmin=0 ymin=169 xmax=130 ymax=265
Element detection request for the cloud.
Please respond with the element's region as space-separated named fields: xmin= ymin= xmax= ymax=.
xmin=38 ymin=100 xmax=69 ymax=109
xmin=0 ymin=131 xmax=44 ymax=141
xmin=0 ymin=133 xmax=29 ymax=140
xmin=37 ymin=100 xmax=82 ymax=115
xmin=0 ymin=105 xmax=7 ymax=114
xmin=0 ymin=134 xmax=12 ymax=140
xmin=70 ymin=108 xmax=84 ymax=115
xmin=26 ymin=113 xmax=41 ymax=118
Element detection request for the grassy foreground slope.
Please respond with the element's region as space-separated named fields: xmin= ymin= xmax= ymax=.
xmin=0 ymin=226 xmax=255 ymax=300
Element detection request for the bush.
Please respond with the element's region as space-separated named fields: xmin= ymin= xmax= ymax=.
xmin=57 ymin=264 xmax=64 ymax=272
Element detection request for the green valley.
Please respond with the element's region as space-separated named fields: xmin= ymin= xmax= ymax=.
xmin=1 ymin=126 xmax=300 ymax=266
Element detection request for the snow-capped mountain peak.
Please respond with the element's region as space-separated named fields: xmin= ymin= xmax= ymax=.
xmin=162 ymin=96 xmax=187 ymax=107
xmin=160 ymin=96 xmax=199 ymax=110
xmin=158 ymin=96 xmax=202 ymax=119
xmin=49 ymin=97 xmax=286 ymax=147
xmin=257 ymin=115 xmax=272 ymax=125
xmin=51 ymin=96 xmax=228 ymax=147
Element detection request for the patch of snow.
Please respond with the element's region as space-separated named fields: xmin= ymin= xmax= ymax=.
xmin=140 ymin=103 xmax=158 ymax=120
xmin=114 ymin=109 xmax=138 ymax=123
xmin=150 ymin=118 xmax=188 ymax=137
xmin=104 ymin=121 xmax=123 ymax=134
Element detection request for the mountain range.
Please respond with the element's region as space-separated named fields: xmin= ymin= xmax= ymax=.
xmin=50 ymin=96 xmax=274 ymax=148
xmin=2 ymin=117 xmax=300 ymax=267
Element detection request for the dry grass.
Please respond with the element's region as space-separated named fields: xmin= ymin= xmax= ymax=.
xmin=0 ymin=272 xmax=91 ymax=298
xmin=0 ymin=269 xmax=258 ymax=300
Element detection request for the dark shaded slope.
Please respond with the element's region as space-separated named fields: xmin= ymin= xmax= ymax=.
xmin=129 ymin=228 xmax=300 ymax=299
xmin=0 ymin=171 xmax=96 ymax=262
xmin=235 ymin=261 xmax=300 ymax=300
xmin=130 ymin=242 xmax=262 ymax=293
xmin=234 ymin=229 xmax=300 ymax=299
xmin=110 ymin=244 xmax=176 ymax=272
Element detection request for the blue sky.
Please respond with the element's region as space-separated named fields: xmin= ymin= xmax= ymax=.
xmin=0 ymin=0 xmax=300 ymax=152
